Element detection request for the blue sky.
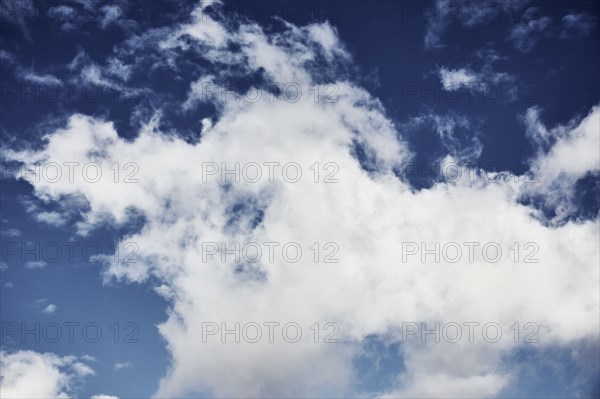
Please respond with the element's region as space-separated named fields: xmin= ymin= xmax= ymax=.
xmin=0 ymin=0 xmax=599 ymax=398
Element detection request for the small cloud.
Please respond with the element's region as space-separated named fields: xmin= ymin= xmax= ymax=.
xmin=4 ymin=282 xmax=14 ymax=288
xmin=561 ymin=12 xmax=596 ymax=39
xmin=91 ymin=395 xmax=120 ymax=399
xmin=439 ymin=67 xmax=478 ymax=91
xmin=20 ymin=198 xmax=70 ymax=227
xmin=0 ymin=228 xmax=21 ymax=237
xmin=33 ymin=298 xmax=57 ymax=314
xmin=106 ymin=57 xmax=132 ymax=81
xmin=437 ymin=65 xmax=516 ymax=101
xmin=0 ymin=261 xmax=8 ymax=271
xmin=0 ymin=50 xmax=16 ymax=64
xmin=114 ymin=362 xmax=133 ymax=371
xmin=99 ymin=5 xmax=122 ymax=29
xmin=42 ymin=304 xmax=58 ymax=314
xmin=34 ymin=298 xmax=48 ymax=306
xmin=47 ymin=5 xmax=76 ymax=20
xmin=19 ymin=70 xmax=62 ymax=86
xmin=154 ymin=284 xmax=173 ymax=299
xmin=35 ymin=211 xmax=68 ymax=227
xmin=81 ymin=354 xmax=96 ymax=362
xmin=72 ymin=362 xmax=95 ymax=377
xmin=0 ymin=0 xmax=36 ymax=40
xmin=509 ymin=11 xmax=551 ymax=53
xmin=25 ymin=260 xmax=47 ymax=269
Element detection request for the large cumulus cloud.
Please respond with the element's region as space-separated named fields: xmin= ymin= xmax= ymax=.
xmin=3 ymin=2 xmax=599 ymax=397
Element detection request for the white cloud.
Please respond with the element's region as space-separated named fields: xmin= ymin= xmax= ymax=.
xmin=64 ymin=49 xmax=139 ymax=98
xmin=47 ymin=5 xmax=75 ymax=19
xmin=106 ymin=57 xmax=133 ymax=81
xmin=35 ymin=211 xmax=69 ymax=226
xmin=424 ymin=1 xmax=568 ymax=53
xmin=0 ymin=49 xmax=17 ymax=64
xmin=45 ymin=2 xmax=133 ymax=33
xmin=19 ymin=70 xmax=62 ymax=86
xmin=3 ymin=4 xmax=599 ymax=399
xmin=162 ymin=3 xmax=228 ymax=49
xmin=72 ymin=362 xmax=95 ymax=377
xmin=400 ymin=112 xmax=482 ymax=164
xmin=46 ymin=5 xmax=79 ymax=32
xmin=509 ymin=8 xmax=551 ymax=53
xmin=0 ymin=50 xmax=61 ymax=86
xmin=183 ymin=74 xmax=217 ymax=110
xmin=306 ymin=23 xmax=349 ymax=61
xmin=0 ymin=0 xmax=35 ymax=40
xmin=0 ymin=350 xmax=94 ymax=398
xmin=561 ymin=12 xmax=597 ymax=39
xmin=91 ymin=395 xmax=120 ymax=399
xmin=1 ymin=227 xmax=22 ymax=237
xmin=81 ymin=64 xmax=118 ymax=88
xmin=161 ymin=10 xmax=348 ymax=87
xmin=438 ymin=64 xmax=515 ymax=101
xmin=34 ymin=298 xmax=58 ymax=314
xmin=439 ymin=68 xmax=478 ymax=91
xmin=42 ymin=304 xmax=58 ymax=314
xmin=523 ymin=105 xmax=600 ymax=223
xmin=113 ymin=362 xmax=133 ymax=371
xmin=523 ymin=106 xmax=552 ymax=149
xmin=424 ymin=0 xmax=524 ymax=49
xmin=100 ymin=5 xmax=123 ymax=29
xmin=22 ymin=195 xmax=95 ymax=229
xmin=25 ymin=260 xmax=47 ymax=269
xmin=382 ymin=370 xmax=509 ymax=398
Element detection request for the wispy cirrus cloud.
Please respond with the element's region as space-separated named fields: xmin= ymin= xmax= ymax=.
xmin=425 ymin=0 xmax=595 ymax=53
